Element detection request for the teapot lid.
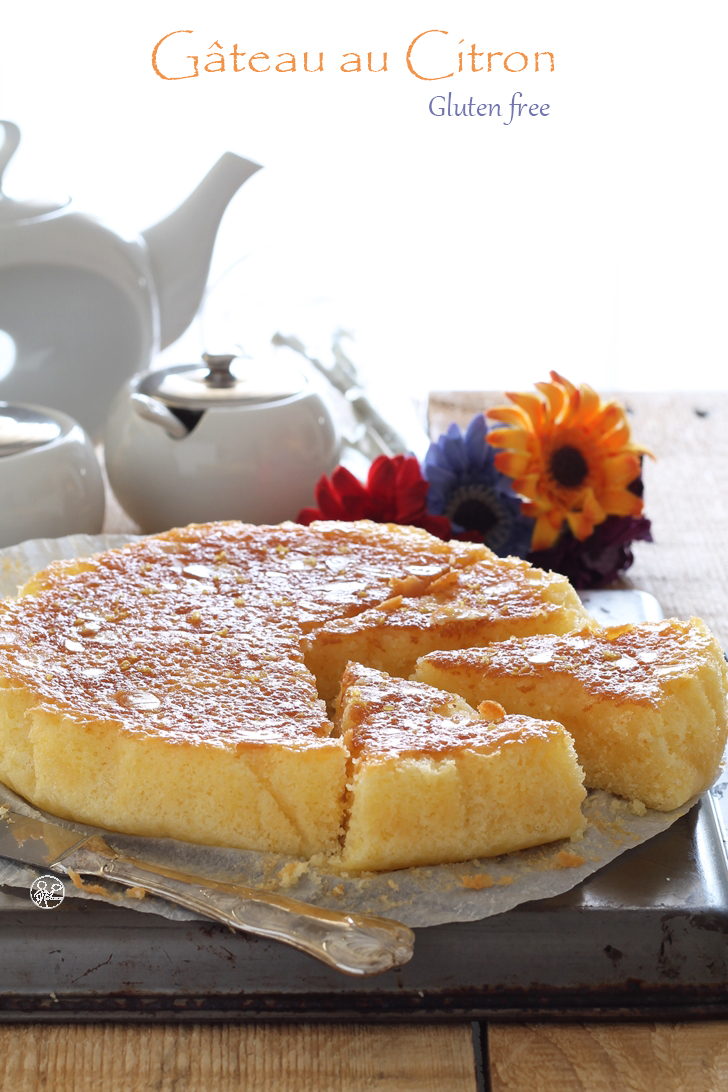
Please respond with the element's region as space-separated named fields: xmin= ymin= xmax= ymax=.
xmin=0 ymin=122 xmax=69 ymax=224
xmin=0 ymin=404 xmax=62 ymax=457
xmin=138 ymin=352 xmax=307 ymax=410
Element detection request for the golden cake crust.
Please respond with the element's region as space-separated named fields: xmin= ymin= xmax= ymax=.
xmin=416 ymin=621 xmax=722 ymax=705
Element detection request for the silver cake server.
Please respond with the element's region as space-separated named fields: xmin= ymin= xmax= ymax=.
xmin=0 ymin=807 xmax=414 ymax=976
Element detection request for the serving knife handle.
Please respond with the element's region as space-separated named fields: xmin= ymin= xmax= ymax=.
xmin=57 ymin=843 xmax=414 ymax=977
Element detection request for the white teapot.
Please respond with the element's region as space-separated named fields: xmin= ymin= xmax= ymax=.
xmin=104 ymin=348 xmax=341 ymax=533
xmin=0 ymin=121 xmax=261 ymax=435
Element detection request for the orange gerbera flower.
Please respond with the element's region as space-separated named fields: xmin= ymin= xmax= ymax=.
xmin=486 ymin=372 xmax=652 ymax=551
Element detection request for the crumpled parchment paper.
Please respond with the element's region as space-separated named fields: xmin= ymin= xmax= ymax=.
xmin=0 ymin=533 xmax=699 ymax=927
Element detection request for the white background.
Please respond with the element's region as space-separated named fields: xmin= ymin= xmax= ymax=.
xmin=1 ymin=0 xmax=725 ymax=398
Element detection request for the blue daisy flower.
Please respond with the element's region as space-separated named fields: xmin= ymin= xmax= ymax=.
xmin=423 ymin=414 xmax=534 ymax=557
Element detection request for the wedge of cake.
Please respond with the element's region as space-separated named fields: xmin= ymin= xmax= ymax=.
xmin=304 ymin=555 xmax=593 ymax=704
xmin=335 ymin=662 xmax=587 ymax=872
xmin=413 ymin=620 xmax=728 ymax=811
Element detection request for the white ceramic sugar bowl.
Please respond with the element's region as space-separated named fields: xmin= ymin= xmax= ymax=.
xmin=103 ymin=348 xmax=341 ymax=533
xmin=0 ymin=403 xmax=105 ymax=548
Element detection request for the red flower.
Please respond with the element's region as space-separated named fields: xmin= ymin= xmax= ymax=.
xmin=298 ymin=455 xmax=452 ymax=540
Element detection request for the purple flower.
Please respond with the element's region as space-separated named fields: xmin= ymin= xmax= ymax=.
xmin=423 ymin=414 xmax=534 ymax=557
xmin=528 ymin=512 xmax=653 ymax=590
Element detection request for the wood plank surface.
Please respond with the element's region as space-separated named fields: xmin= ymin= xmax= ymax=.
xmin=0 ymin=1022 xmax=477 ymax=1092
xmin=488 ymin=1022 xmax=728 ymax=1092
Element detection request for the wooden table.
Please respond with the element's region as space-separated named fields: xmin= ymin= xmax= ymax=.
xmin=2 ymin=392 xmax=727 ymax=1091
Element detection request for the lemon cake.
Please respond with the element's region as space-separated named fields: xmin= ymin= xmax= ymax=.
xmin=413 ymin=620 xmax=728 ymax=811
xmin=0 ymin=519 xmax=722 ymax=869
xmin=336 ymin=662 xmax=586 ymax=871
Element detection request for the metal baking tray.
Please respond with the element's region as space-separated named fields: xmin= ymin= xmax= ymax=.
xmin=0 ymin=591 xmax=726 ymax=1022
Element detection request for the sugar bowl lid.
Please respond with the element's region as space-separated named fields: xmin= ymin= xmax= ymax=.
xmin=0 ymin=404 xmax=63 ymax=457
xmin=138 ymin=352 xmax=307 ymax=410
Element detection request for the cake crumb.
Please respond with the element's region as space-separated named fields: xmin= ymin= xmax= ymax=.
xmin=496 ymin=876 xmax=514 ymax=886
xmin=555 ymin=850 xmax=586 ymax=869
xmin=67 ymin=869 xmax=115 ymax=898
xmin=461 ymin=873 xmax=494 ymax=890
xmin=65 ymin=870 xmax=147 ymax=902
xmin=332 ymin=884 xmax=344 ymax=896
xmin=628 ymin=798 xmax=647 ymax=816
xmin=277 ymin=861 xmax=309 ymax=888
xmin=387 ymin=879 xmax=399 ymax=891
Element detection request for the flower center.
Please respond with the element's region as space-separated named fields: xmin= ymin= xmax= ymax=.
xmin=450 ymin=497 xmax=499 ymax=535
xmin=550 ymin=445 xmax=588 ymax=489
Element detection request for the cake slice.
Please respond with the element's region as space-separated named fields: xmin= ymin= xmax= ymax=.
xmin=305 ymin=555 xmax=593 ymax=704
xmin=335 ymin=662 xmax=586 ymax=872
xmin=413 ymin=620 xmax=728 ymax=811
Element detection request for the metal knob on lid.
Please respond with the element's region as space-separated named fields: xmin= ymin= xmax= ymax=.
xmin=202 ymin=352 xmax=237 ymax=389
xmin=0 ymin=404 xmax=62 ymax=457
xmin=137 ymin=351 xmax=308 ymax=410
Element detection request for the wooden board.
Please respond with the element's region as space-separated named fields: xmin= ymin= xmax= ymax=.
xmin=488 ymin=1022 xmax=728 ymax=1092
xmin=0 ymin=1023 xmax=477 ymax=1092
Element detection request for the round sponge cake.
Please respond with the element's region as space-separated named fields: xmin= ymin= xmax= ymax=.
xmin=1 ymin=519 xmax=697 ymax=868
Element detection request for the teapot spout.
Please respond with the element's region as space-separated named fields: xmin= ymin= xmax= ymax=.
xmin=141 ymin=153 xmax=261 ymax=349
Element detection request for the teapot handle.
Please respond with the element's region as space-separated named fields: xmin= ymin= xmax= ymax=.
xmin=0 ymin=121 xmax=20 ymax=192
